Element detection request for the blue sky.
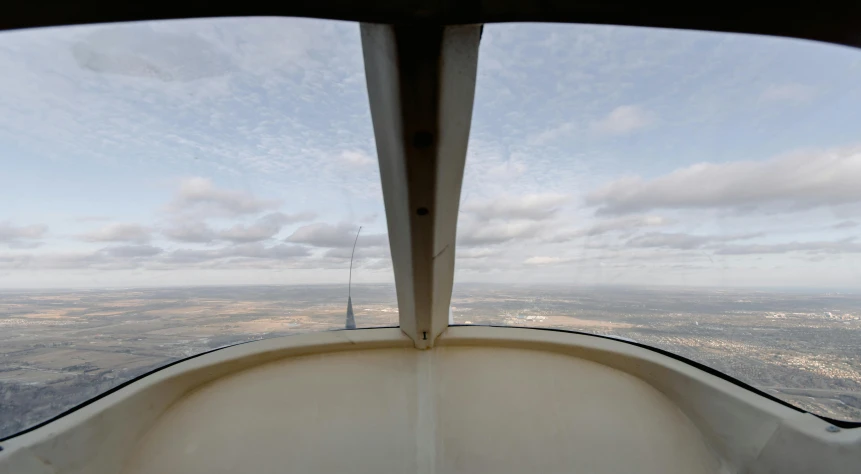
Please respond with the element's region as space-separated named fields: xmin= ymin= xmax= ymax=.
xmin=0 ymin=18 xmax=860 ymax=288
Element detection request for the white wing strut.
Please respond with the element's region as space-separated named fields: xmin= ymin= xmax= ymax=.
xmin=361 ymin=24 xmax=481 ymax=348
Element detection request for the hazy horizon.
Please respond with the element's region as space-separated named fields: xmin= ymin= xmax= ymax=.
xmin=1 ymin=281 xmax=859 ymax=295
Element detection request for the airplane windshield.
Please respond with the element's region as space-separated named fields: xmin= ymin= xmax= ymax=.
xmin=4 ymin=17 xmax=861 ymax=441
xmin=0 ymin=17 xmax=396 ymax=439
xmin=454 ymin=23 xmax=861 ymax=422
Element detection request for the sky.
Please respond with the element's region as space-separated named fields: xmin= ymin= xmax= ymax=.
xmin=0 ymin=19 xmax=860 ymax=289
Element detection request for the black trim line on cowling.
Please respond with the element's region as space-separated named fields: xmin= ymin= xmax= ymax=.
xmin=1 ymin=323 xmax=857 ymax=443
xmin=0 ymin=326 xmax=399 ymax=442
xmin=450 ymin=324 xmax=860 ymax=429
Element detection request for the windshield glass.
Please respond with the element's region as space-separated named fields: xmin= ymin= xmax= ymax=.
xmin=454 ymin=23 xmax=861 ymax=422
xmin=0 ymin=17 xmax=395 ymax=439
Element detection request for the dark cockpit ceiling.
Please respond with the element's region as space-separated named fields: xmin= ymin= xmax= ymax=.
xmin=2 ymin=1 xmax=861 ymax=49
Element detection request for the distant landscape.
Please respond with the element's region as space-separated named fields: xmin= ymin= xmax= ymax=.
xmin=2 ymin=284 xmax=860 ymax=438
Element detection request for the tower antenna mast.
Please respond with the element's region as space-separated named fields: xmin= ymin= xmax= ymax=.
xmin=349 ymin=226 xmax=362 ymax=299
xmin=345 ymin=226 xmax=362 ymax=330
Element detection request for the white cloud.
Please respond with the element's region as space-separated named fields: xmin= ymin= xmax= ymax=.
xmin=101 ymin=245 xmax=163 ymax=258
xmin=0 ymin=222 xmax=47 ymax=246
xmin=458 ymin=220 xmax=545 ymax=247
xmin=0 ymin=245 xmax=163 ymax=270
xmin=530 ymin=105 xmax=654 ymax=144
xmin=71 ymin=25 xmax=233 ymax=83
xmin=79 ymin=223 xmax=151 ymax=243
xmin=627 ymin=232 xmax=759 ymax=250
xmin=339 ymin=150 xmax=375 ymax=167
xmin=531 ymin=122 xmax=578 ymax=144
xmin=462 ymin=193 xmax=569 ymax=221
xmin=627 ymin=232 xmax=711 ymax=250
xmin=322 ymin=246 xmax=390 ymax=259
xmin=833 ymin=220 xmax=858 ymax=229
xmin=591 ymin=105 xmax=654 ymax=136
xmin=587 ymin=146 xmax=861 ymax=214
xmin=0 ymin=18 xmax=395 ymax=285
xmin=217 ymin=224 xmax=280 ymax=244
xmin=0 ymin=242 xmax=316 ymax=271
xmin=162 ymin=221 xmax=218 ymax=243
xmin=217 ymin=212 xmax=315 ymax=243
xmin=169 ymin=177 xmax=280 ymax=217
xmin=549 ymin=215 xmax=671 ymax=242
xmin=286 ymin=222 xmax=387 ymax=248
xmin=2 ymin=21 xmax=859 ymax=288
xmin=716 ymin=239 xmax=861 ymax=255
xmin=760 ymin=83 xmax=817 ymax=103
xmin=524 ymin=256 xmax=569 ymax=265
xmin=458 ymin=248 xmax=500 ymax=259
xmin=163 ymin=243 xmax=310 ymax=264
xmin=162 ymin=211 xmax=316 ymax=243
xmin=74 ymin=216 xmax=111 ymax=223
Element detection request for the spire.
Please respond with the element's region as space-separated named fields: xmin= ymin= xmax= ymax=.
xmin=346 ymin=226 xmax=362 ymax=330
xmin=346 ymin=296 xmax=356 ymax=330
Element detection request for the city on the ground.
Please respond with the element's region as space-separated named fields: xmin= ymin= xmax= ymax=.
xmin=1 ymin=284 xmax=859 ymax=438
